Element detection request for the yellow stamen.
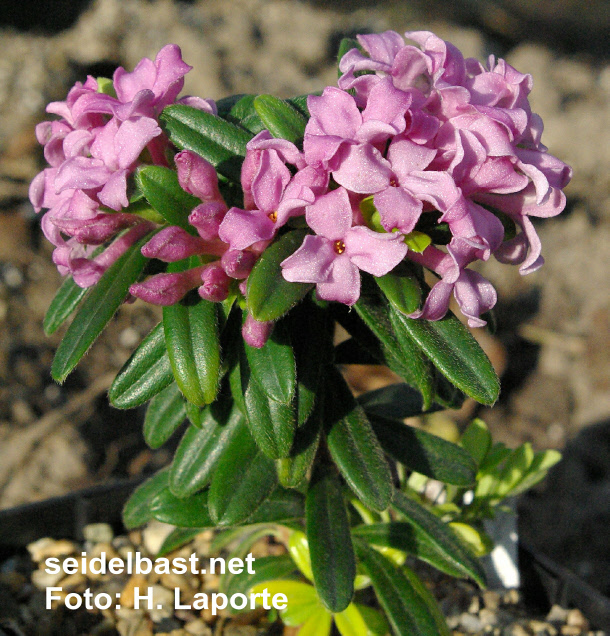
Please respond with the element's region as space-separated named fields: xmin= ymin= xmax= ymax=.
xmin=268 ymin=211 xmax=278 ymax=223
xmin=333 ymin=240 xmax=346 ymax=254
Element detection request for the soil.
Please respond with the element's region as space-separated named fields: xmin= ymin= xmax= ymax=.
xmin=0 ymin=0 xmax=608 ymax=629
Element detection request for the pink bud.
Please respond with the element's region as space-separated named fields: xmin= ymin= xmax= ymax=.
xmin=141 ymin=226 xmax=208 ymax=262
xmin=242 ymin=314 xmax=274 ymax=348
xmin=221 ymin=249 xmax=257 ymax=279
xmin=129 ymin=266 xmax=205 ymax=305
xmin=188 ymin=202 xmax=227 ymax=240
xmin=176 ymin=150 xmax=222 ymax=202
xmin=198 ymin=262 xmax=231 ymax=302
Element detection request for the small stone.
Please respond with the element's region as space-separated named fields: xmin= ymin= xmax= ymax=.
xmin=121 ymin=574 xmax=149 ymax=609
xmin=149 ymin=585 xmax=175 ymax=622
xmin=529 ymin=620 xmax=557 ymax=635
xmin=508 ymin=625 xmax=531 ymax=636
xmin=468 ymin=595 xmax=480 ymax=614
xmin=184 ymin=619 xmax=213 ymax=635
xmin=483 ymin=590 xmax=501 ymax=611
xmin=160 ymin=572 xmax=198 ymax=603
xmin=479 ymin=608 xmax=498 ymax=628
xmin=547 ymin=605 xmax=570 ymax=624
xmin=84 ymin=523 xmax=114 ymax=544
xmin=503 ymin=589 xmax=520 ymax=605
xmin=27 ymin=537 xmax=77 ymax=562
xmin=142 ymin=521 xmax=175 ymax=556
xmin=560 ymin=627 xmax=582 ymax=636
xmin=61 ymin=573 xmax=87 ymax=590
xmin=460 ymin=612 xmax=483 ymax=633
xmin=566 ymin=609 xmax=589 ymax=631
xmin=31 ymin=568 xmax=64 ymax=589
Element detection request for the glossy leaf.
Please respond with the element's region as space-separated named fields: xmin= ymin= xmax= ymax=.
xmin=355 ymin=540 xmax=440 ymax=636
xmin=217 ymin=94 xmax=266 ymax=134
xmin=157 ymin=527 xmax=206 ymax=558
xmin=161 ymin=104 xmax=253 ymax=183
xmin=170 ymin=400 xmax=243 ymax=497
xmin=208 ymin=421 xmax=278 ymax=526
xmin=225 ymin=554 xmax=297 ymax=599
xmin=325 ymin=366 xmax=392 ymax=512
xmin=252 ymin=580 xmax=324 ymax=627
xmin=334 ymin=337 xmax=380 ymax=365
xmin=135 ymin=165 xmax=199 ymax=233
xmin=288 ymin=530 xmax=314 ymax=582
xmin=254 ymin=94 xmax=307 ymax=143
xmin=122 ymin=468 xmax=170 ymax=530
xmin=391 ymin=489 xmax=485 ymax=586
xmin=43 ymin=275 xmax=88 ymax=335
xmin=358 ymin=383 xmax=433 ymax=420
xmin=144 ymin=382 xmax=186 ymax=449
xmin=109 ymin=322 xmax=174 ymax=409
xmin=163 ymin=259 xmax=221 ymax=406
xmin=391 ymin=305 xmax=500 ymax=405
xmin=401 ymin=564 xmax=452 ymax=636
xmin=241 ymin=342 xmax=296 ymax=459
xmin=245 ymin=487 xmax=305 ymax=524
xmin=244 ymin=320 xmax=295 ymax=404
xmin=150 ymin=488 xmax=213 ymax=527
xmin=460 ymin=418 xmax=493 ymax=468
xmin=298 ymin=610 xmax=333 ymax=636
xmin=306 ymin=465 xmax=355 ymax=613
xmin=369 ymin=415 xmax=477 ymax=486
xmin=247 ymin=229 xmax=313 ymax=321
xmin=51 ymin=232 xmax=152 ymax=383
xmin=334 ymin=603 xmax=370 ymax=636
xmin=375 ymin=263 xmax=422 ymax=315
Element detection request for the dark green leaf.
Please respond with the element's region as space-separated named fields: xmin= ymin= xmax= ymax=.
xmin=334 ymin=337 xmax=380 ymax=365
xmin=217 ymin=94 xmax=266 ymax=134
xmin=163 ymin=259 xmax=221 ymax=406
xmin=286 ymin=94 xmax=312 ymax=118
xmin=391 ymin=306 xmax=500 ymax=405
xmin=245 ymin=487 xmax=305 ymax=524
xmin=247 ymin=229 xmax=313 ymax=321
xmin=43 ymin=275 xmax=88 ymax=335
xmin=306 ymin=465 xmax=355 ymax=613
xmin=157 ymin=527 xmax=206 ymax=558
xmin=358 ymin=383 xmax=433 ymax=420
xmin=325 ymin=366 xmax=392 ymax=512
xmin=150 ymin=488 xmax=214 ymax=527
xmin=161 ymin=104 xmax=253 ymax=183
xmin=144 ymin=382 xmax=186 ymax=449
xmin=244 ymin=320 xmax=295 ymax=405
xmin=355 ymin=540 xmax=442 ymax=636
xmin=135 ymin=165 xmax=199 ymax=233
xmin=208 ymin=421 xmax=278 ymax=526
xmin=254 ymin=95 xmax=307 ymax=143
xmin=122 ymin=468 xmax=170 ymax=530
xmin=369 ymin=415 xmax=477 ymax=486
xmin=109 ymin=322 xmax=173 ymax=409
xmin=185 ymin=401 xmax=204 ymax=428
xmin=241 ymin=342 xmax=296 ymax=459
xmin=391 ymin=489 xmax=485 ymax=586
xmin=375 ymin=263 xmax=422 ymax=315
xmin=170 ymin=400 xmax=243 ymax=497
xmin=51 ymin=231 xmax=152 ymax=383
xmin=224 ymin=554 xmax=297 ymax=598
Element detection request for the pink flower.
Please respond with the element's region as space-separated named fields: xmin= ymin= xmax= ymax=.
xmin=281 ymin=188 xmax=407 ymax=305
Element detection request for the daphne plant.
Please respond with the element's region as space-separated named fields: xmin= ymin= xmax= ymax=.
xmin=33 ymin=30 xmax=571 ymax=635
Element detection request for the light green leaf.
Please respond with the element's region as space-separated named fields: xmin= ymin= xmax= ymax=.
xmin=254 ymin=94 xmax=307 ymax=142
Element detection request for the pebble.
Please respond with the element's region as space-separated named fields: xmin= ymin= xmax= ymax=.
xmin=149 ymin=585 xmax=175 ymax=622
xmin=142 ymin=521 xmax=175 ymax=556
xmin=27 ymin=537 xmax=77 ymax=562
xmin=61 ymin=573 xmax=88 ymax=590
xmin=547 ymin=606 xmax=570 ymax=623
xmin=565 ymin=609 xmax=589 ymax=631
xmin=120 ymin=574 xmax=149 ymax=609
xmin=459 ymin=612 xmax=483 ymax=633
xmin=31 ymin=568 xmax=64 ymax=589
xmin=184 ymin=619 xmax=213 ymax=635
xmin=83 ymin=523 xmax=115 ymax=544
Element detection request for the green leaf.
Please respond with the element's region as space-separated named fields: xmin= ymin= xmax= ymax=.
xmin=247 ymin=229 xmax=313 ymax=321
xmin=135 ymin=165 xmax=199 ymax=233
xmin=208 ymin=421 xmax=278 ymax=526
xmin=51 ymin=231 xmax=152 ymax=383
xmin=244 ymin=320 xmax=295 ymax=404
xmin=156 ymin=527 xmax=206 ymax=558
xmin=325 ymin=367 xmax=392 ymax=512
xmin=163 ymin=259 xmax=221 ymax=406
xmin=109 ymin=322 xmax=174 ymax=409
xmin=150 ymin=488 xmax=214 ymax=527
xmin=460 ymin=418 xmax=493 ymax=468
xmin=369 ymin=415 xmax=477 ymax=486
xmin=401 ymin=565 xmax=452 ymax=636
xmin=252 ymin=580 xmax=325 ymax=627
xmin=253 ymin=95 xmax=307 ymax=143
xmin=288 ymin=530 xmax=314 ymax=582
xmin=334 ymin=338 xmax=380 ymax=365
xmin=161 ymin=104 xmax=253 ymax=182
xmin=43 ymin=275 xmax=89 ymax=335
xmin=355 ymin=540 xmax=440 ymax=636
xmin=508 ymin=448 xmax=561 ymax=497
xmin=334 ymin=603 xmax=370 ymax=636
xmin=391 ymin=489 xmax=486 ymax=586
xmin=225 ymin=554 xmax=297 ymax=598
xmin=144 ymin=382 xmax=186 ymax=449
xmin=170 ymin=400 xmax=243 ymax=497
xmin=391 ymin=305 xmax=500 ymax=405
xmin=122 ymin=468 xmax=170 ymax=530
xmin=217 ymin=94 xmax=266 ymax=134
xmin=306 ymin=465 xmax=356 ymax=613
xmin=286 ymin=94 xmax=312 ymax=118
xmin=375 ymin=263 xmax=422 ymax=315
xmin=185 ymin=401 xmax=204 ymax=428
xmin=241 ymin=341 xmax=296 ymax=459
xmin=276 ymin=402 xmax=321 ymax=488
xmin=245 ymin=487 xmax=305 ymax=524
xmin=358 ymin=383 xmax=435 ymax=420
xmin=298 ymin=609 xmax=333 ymax=636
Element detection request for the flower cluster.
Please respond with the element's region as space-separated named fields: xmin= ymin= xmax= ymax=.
xmin=29 ymin=45 xmax=215 ymax=287
xmin=31 ymin=31 xmax=572 ymax=341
